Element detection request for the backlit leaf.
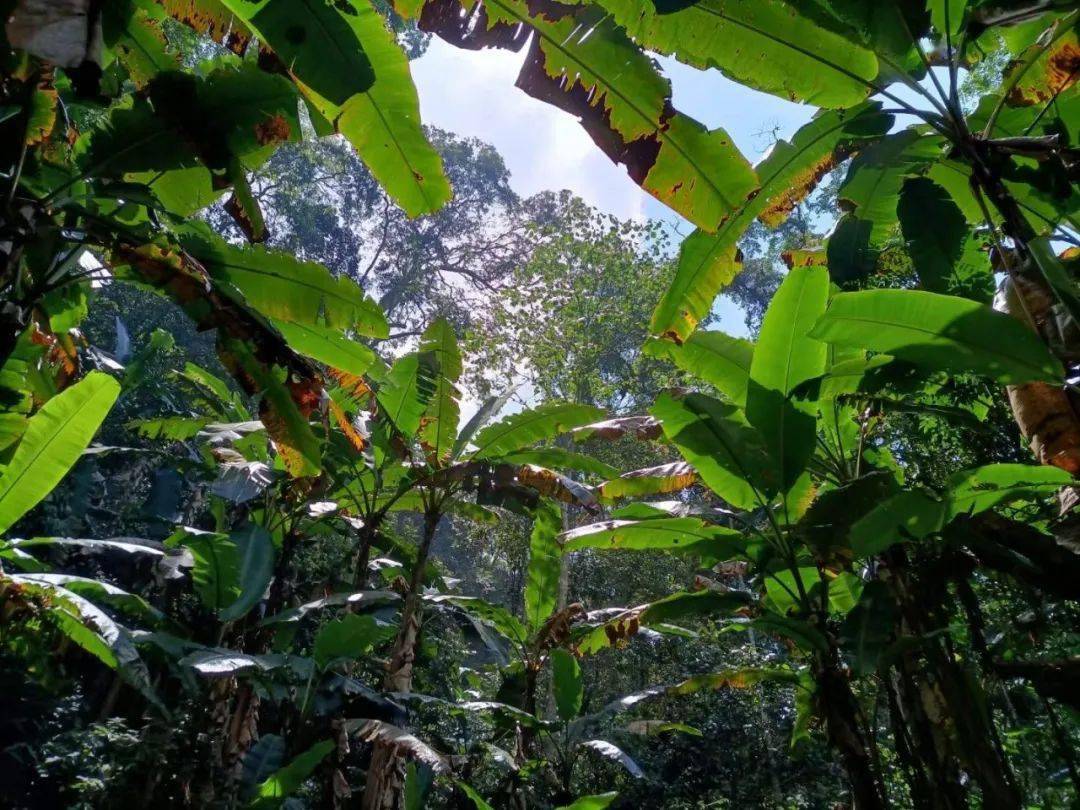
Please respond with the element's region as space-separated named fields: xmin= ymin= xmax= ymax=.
xmin=247 ymin=739 xmax=335 ymax=809
xmin=598 ymin=461 xmax=698 ymax=500
xmin=332 ymin=0 xmax=452 ymax=217
xmin=472 ymin=403 xmax=606 ymax=460
xmin=166 ymin=527 xmax=240 ymax=612
xmin=652 ymin=103 xmax=891 ymax=341
xmin=651 ymin=392 xmax=775 ymax=511
xmin=0 ymin=373 xmax=120 ymax=536
xmin=561 ymin=517 xmax=745 ymax=561
xmin=179 ymin=224 xmax=387 ymax=337
xmin=271 ymin=320 xmax=376 ymax=376
xmin=418 ymin=319 xmax=462 ymax=465
xmin=218 ymin=0 xmax=375 ymax=105
xmin=644 ymin=331 xmax=752 ymax=406
xmin=594 ymin=0 xmax=879 ymax=108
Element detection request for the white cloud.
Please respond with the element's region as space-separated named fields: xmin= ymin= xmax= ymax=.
xmin=411 ymin=38 xmax=654 ymax=220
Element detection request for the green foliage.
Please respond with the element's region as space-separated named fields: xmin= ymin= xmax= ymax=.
xmin=650 ymin=392 xmax=774 ymax=511
xmin=270 ymin=321 xmax=376 ymax=376
xmin=484 ymin=0 xmax=757 ymax=232
xmin=596 ymin=0 xmax=878 ymax=107
xmin=897 ymin=177 xmax=994 ymax=301
xmin=418 ymin=318 xmax=463 ymax=464
xmin=562 ymin=516 xmax=744 ymax=559
xmin=746 ymin=265 xmax=829 ymax=491
xmin=469 ymin=198 xmax=678 ymax=409
xmin=471 ymin=403 xmax=606 ymax=459
xmin=651 ymin=102 xmax=891 ymax=341
xmin=555 ymin=793 xmax=618 ymax=810
xmin=220 ymin=0 xmax=375 ymax=104
xmin=523 ymin=501 xmax=562 ymax=630
xmin=0 ymin=373 xmax=119 ymax=535
xmin=247 ymin=739 xmax=335 ymax=809
xmin=838 ymin=580 xmax=896 ymax=677
xmin=810 ymin=289 xmax=1063 ymax=384
xmin=377 ymin=350 xmax=438 ymax=438
xmin=178 ymin=223 xmax=388 ymax=337
xmin=551 ymin=648 xmax=584 ymax=721
xmin=332 ymin=0 xmax=452 ymax=217
xmin=851 ymin=463 xmax=1072 ymax=556
xmin=4 ymin=1 xmax=1080 ymax=807
xmin=644 ymin=331 xmax=752 ymax=407
xmin=313 ymin=614 xmax=396 ymax=669
xmin=166 ymin=527 xmax=241 ymax=612
xmin=219 ymin=524 xmax=276 ymax=622
xmin=826 ymin=131 xmax=945 ymax=282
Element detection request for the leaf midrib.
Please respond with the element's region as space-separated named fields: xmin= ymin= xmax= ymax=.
xmin=361 ymin=89 xmax=438 ymax=213
xmin=690 ymin=1 xmax=876 ymax=95
xmin=662 ymin=397 xmax=769 ymax=511
xmin=772 ymin=273 xmax=810 ymax=488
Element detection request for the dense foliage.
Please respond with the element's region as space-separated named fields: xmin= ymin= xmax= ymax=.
xmin=1 ymin=1 xmax=1079 ymax=808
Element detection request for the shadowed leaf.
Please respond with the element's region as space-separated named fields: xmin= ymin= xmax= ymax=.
xmin=524 ymin=501 xmax=563 ymax=630
xmin=552 ymin=648 xmax=583 ymax=721
xmin=810 ymin=289 xmax=1063 ymax=384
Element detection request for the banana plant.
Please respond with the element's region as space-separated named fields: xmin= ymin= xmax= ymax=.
xmin=0 ymin=337 xmax=434 ymax=801
xmin=371 ymin=0 xmax=1078 ymax=365
xmin=312 ymin=318 xmax=621 ymax=807
xmin=0 ymin=371 xmax=167 ymax=701
xmin=389 ymin=0 xmax=1080 ymax=551
xmin=624 ymin=2 xmax=1080 ymax=532
xmin=35 ymin=312 xmax=610 ymax=802
xmin=390 ymin=502 xmax=786 ymax=808
xmin=566 ymin=265 xmax=1073 ymax=808
xmin=2 ymin=0 xmax=423 ymax=480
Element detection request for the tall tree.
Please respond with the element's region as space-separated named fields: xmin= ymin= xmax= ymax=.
xmin=468 ymin=192 xmax=680 ymax=411
xmin=210 ymin=129 xmax=535 ymax=340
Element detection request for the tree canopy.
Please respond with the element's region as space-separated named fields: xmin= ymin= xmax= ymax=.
xmin=1 ymin=1 xmax=1079 ymax=809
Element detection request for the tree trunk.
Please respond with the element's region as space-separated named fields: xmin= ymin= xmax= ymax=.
xmin=973 ymin=139 xmax=1080 ymax=558
xmin=889 ymin=658 xmax=969 ymax=809
xmin=1040 ymin=694 xmax=1080 ymax=795
xmin=885 ymin=679 xmax=939 ymax=809
xmin=353 ymin=521 xmax=382 ymax=590
xmin=995 ymin=274 xmax=1080 ymax=475
xmin=960 ymin=512 xmax=1080 ymax=601
xmin=815 ymin=654 xmax=888 ymax=809
xmin=748 ymin=627 xmax=784 ymax=802
xmin=994 ymin=657 xmax=1080 ymax=713
xmin=518 ymin=661 xmax=541 ymax=758
xmin=361 ymin=508 xmax=441 ymax=810
xmin=880 ymin=551 xmax=1023 ymax=809
xmin=0 ymin=313 xmax=26 ymax=371
xmin=265 ymin=525 xmax=303 ymax=618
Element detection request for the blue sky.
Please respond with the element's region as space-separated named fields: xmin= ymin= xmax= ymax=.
xmin=410 ymin=39 xmax=819 ymax=337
